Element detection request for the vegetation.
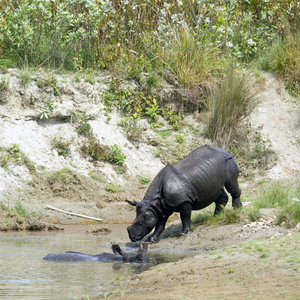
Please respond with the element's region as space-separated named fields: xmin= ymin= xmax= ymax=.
xmin=205 ymin=68 xmax=258 ymax=149
xmin=192 ymin=181 xmax=300 ymax=228
xmin=0 ymin=0 xmax=299 ymax=152
xmin=0 ymin=0 xmax=298 ymax=89
xmin=0 ymin=143 xmax=36 ymax=172
xmin=51 ymin=135 xmax=72 ymax=157
xmin=0 ymin=75 xmax=10 ymax=91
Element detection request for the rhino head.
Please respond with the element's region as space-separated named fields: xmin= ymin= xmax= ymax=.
xmin=126 ymin=200 xmax=158 ymax=242
xmin=113 ymin=242 xmax=149 ymax=263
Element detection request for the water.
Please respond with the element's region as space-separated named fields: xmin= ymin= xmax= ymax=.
xmin=0 ymin=224 xmax=190 ymax=300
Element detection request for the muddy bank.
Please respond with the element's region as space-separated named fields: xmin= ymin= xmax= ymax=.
xmin=95 ymin=219 xmax=300 ymax=300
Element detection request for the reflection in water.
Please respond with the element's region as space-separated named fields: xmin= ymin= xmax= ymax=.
xmin=0 ymin=224 xmax=193 ymax=300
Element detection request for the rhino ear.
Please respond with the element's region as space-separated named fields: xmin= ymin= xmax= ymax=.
xmin=125 ymin=200 xmax=137 ymax=206
xmin=139 ymin=242 xmax=148 ymax=253
xmin=112 ymin=244 xmax=124 ymax=256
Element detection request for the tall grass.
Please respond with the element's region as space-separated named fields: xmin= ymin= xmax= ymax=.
xmin=161 ymin=25 xmax=227 ymax=88
xmin=204 ymin=68 xmax=258 ymax=149
xmin=257 ymin=30 xmax=300 ymax=96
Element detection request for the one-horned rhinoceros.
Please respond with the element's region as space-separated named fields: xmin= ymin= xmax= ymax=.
xmin=127 ymin=145 xmax=242 ymax=243
xmin=43 ymin=243 xmax=149 ymax=262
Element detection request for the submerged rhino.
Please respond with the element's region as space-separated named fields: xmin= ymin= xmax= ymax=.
xmin=127 ymin=145 xmax=242 ymax=243
xmin=43 ymin=243 xmax=149 ymax=263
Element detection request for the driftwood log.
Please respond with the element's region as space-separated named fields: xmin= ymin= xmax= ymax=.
xmin=46 ymin=205 xmax=103 ymax=222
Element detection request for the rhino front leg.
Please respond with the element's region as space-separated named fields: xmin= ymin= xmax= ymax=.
xmin=146 ymin=215 xmax=169 ymax=243
xmin=179 ymin=202 xmax=193 ymax=235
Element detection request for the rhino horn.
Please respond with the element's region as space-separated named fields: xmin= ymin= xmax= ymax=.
xmin=126 ymin=200 xmax=138 ymax=206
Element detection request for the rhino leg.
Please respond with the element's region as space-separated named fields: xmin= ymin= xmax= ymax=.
xmin=146 ymin=215 xmax=169 ymax=243
xmin=231 ymin=188 xmax=242 ymax=209
xmin=225 ymin=159 xmax=242 ymax=209
xmin=214 ymin=189 xmax=228 ymax=215
xmin=179 ymin=202 xmax=193 ymax=235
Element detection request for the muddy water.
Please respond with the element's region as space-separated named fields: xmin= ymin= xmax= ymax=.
xmin=0 ymin=224 xmax=191 ymax=300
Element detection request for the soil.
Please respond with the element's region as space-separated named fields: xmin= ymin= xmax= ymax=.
xmin=0 ymin=70 xmax=299 ymax=299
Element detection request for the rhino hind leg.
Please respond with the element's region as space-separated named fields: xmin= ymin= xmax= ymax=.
xmin=231 ymin=188 xmax=242 ymax=209
xmin=214 ymin=189 xmax=228 ymax=215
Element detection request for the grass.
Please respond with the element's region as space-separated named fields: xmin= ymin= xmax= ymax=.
xmin=162 ymin=25 xmax=227 ymax=88
xmin=51 ymin=135 xmax=72 ymax=157
xmin=257 ymin=29 xmax=300 ymax=97
xmin=0 ymin=75 xmax=10 ymax=91
xmin=191 ymin=180 xmax=300 ymax=229
xmin=213 ymin=232 xmax=300 ymax=268
xmin=47 ymin=167 xmax=80 ymax=187
xmin=0 ymin=144 xmax=36 ymax=172
xmin=18 ymin=66 xmax=33 ymax=91
xmin=205 ymin=68 xmax=258 ymax=149
xmin=191 ymin=207 xmax=241 ymax=227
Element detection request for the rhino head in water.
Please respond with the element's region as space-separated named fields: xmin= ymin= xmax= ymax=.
xmin=43 ymin=243 xmax=149 ymax=263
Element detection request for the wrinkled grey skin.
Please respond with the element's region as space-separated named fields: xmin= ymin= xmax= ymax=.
xmin=127 ymin=145 xmax=242 ymax=243
xmin=43 ymin=243 xmax=149 ymax=263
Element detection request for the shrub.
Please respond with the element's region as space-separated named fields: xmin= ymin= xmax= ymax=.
xmin=51 ymin=135 xmax=72 ymax=157
xmin=120 ymin=117 xmax=144 ymax=143
xmin=81 ymin=139 xmax=126 ymax=166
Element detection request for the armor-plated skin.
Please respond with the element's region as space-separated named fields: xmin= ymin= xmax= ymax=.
xmin=43 ymin=243 xmax=149 ymax=262
xmin=127 ymin=145 xmax=242 ymax=243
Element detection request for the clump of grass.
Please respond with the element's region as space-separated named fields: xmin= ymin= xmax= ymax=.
xmin=47 ymin=167 xmax=80 ymax=187
xmin=257 ymin=29 xmax=300 ymax=96
xmin=138 ymin=176 xmax=151 ymax=185
xmin=0 ymin=75 xmax=10 ymax=91
xmin=254 ymin=181 xmax=291 ymax=209
xmin=15 ymin=200 xmax=35 ymax=220
xmin=81 ymin=139 xmax=126 ymax=166
xmin=18 ymin=66 xmax=33 ymax=91
xmin=252 ymin=181 xmax=300 ymax=227
xmin=205 ymin=68 xmax=258 ymax=149
xmin=0 ymin=143 xmax=36 ymax=172
xmin=162 ymin=25 xmax=226 ymax=88
xmin=51 ymin=135 xmax=72 ymax=157
xmin=37 ymin=72 xmax=61 ymax=96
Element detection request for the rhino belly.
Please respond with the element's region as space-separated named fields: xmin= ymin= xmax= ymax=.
xmin=172 ymin=149 xmax=227 ymax=210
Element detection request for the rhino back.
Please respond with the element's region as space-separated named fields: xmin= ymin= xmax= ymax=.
xmin=164 ymin=145 xmax=235 ymax=209
xmin=43 ymin=252 xmax=122 ymax=262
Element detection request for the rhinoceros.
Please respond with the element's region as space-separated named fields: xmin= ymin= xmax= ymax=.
xmin=127 ymin=145 xmax=242 ymax=243
xmin=43 ymin=243 xmax=149 ymax=262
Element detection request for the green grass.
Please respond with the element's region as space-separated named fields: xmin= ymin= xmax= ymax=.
xmin=191 ymin=181 xmax=300 ymax=229
xmin=219 ymin=232 xmax=300 ymax=266
xmin=250 ymin=181 xmax=300 ymax=227
xmin=161 ymin=25 xmax=227 ymax=88
xmin=205 ymin=68 xmax=258 ymax=149
xmin=18 ymin=66 xmax=33 ymax=91
xmin=191 ymin=207 xmax=241 ymax=227
xmin=257 ymin=29 xmax=300 ymax=96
